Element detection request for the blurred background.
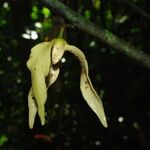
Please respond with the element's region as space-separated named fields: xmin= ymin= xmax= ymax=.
xmin=0 ymin=0 xmax=150 ymax=149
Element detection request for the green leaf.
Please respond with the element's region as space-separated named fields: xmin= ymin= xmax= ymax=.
xmin=92 ymin=0 xmax=101 ymax=10
xmin=0 ymin=135 xmax=8 ymax=146
xmin=105 ymin=9 xmax=113 ymax=27
xmin=0 ymin=19 xmax=7 ymax=26
xmin=42 ymin=7 xmax=51 ymax=18
xmin=31 ymin=6 xmax=39 ymax=20
xmin=84 ymin=10 xmax=91 ymax=19
xmin=42 ymin=19 xmax=53 ymax=29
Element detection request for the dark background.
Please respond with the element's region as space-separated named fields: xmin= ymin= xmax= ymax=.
xmin=0 ymin=0 xmax=150 ymax=149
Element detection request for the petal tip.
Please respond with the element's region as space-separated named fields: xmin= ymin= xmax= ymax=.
xmin=101 ymin=117 xmax=108 ymax=128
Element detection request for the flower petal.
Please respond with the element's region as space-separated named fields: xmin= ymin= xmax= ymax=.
xmin=47 ymin=65 xmax=60 ymax=87
xmin=27 ymin=39 xmax=67 ymax=127
xmin=46 ymin=38 xmax=67 ymax=87
xmin=64 ymin=45 xmax=108 ymax=127
xmin=51 ymin=39 xmax=67 ymax=64
xmin=27 ymin=38 xmax=108 ymax=128
xmin=27 ymin=42 xmax=52 ymax=126
xmin=28 ymin=88 xmax=37 ymax=129
xmin=31 ymin=68 xmax=47 ymax=125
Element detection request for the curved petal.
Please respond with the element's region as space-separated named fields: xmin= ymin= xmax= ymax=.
xmin=27 ymin=42 xmax=50 ymax=73
xmin=31 ymin=68 xmax=47 ymax=125
xmin=46 ymin=38 xmax=67 ymax=87
xmin=27 ymin=38 xmax=66 ymax=128
xmin=47 ymin=66 xmax=60 ymax=87
xmin=28 ymin=88 xmax=37 ymax=129
xmin=64 ymin=44 xmax=108 ymax=128
xmin=51 ymin=39 xmax=67 ymax=64
xmin=27 ymin=42 xmax=53 ymax=126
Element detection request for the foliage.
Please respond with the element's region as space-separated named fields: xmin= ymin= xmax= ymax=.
xmin=0 ymin=0 xmax=150 ymax=150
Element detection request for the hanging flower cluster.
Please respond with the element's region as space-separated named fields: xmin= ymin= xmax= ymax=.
xmin=27 ymin=38 xmax=108 ymax=129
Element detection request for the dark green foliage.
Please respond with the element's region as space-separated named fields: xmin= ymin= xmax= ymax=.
xmin=0 ymin=0 xmax=150 ymax=150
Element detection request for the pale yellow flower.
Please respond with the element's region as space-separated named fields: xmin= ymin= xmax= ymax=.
xmin=27 ymin=38 xmax=107 ymax=129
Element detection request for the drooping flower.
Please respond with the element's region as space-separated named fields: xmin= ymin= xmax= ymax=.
xmin=27 ymin=38 xmax=107 ymax=129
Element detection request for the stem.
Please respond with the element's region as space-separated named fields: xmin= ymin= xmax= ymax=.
xmin=58 ymin=25 xmax=65 ymax=38
xmin=41 ymin=0 xmax=150 ymax=70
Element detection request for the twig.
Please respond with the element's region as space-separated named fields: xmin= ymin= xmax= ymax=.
xmin=41 ymin=0 xmax=150 ymax=70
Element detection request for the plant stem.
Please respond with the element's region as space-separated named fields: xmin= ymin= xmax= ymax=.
xmin=41 ymin=0 xmax=150 ymax=70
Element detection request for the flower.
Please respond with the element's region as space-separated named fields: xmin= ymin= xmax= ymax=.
xmin=27 ymin=38 xmax=107 ymax=129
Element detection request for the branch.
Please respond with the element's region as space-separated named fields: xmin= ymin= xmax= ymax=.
xmin=41 ymin=0 xmax=150 ymax=70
